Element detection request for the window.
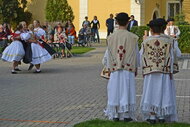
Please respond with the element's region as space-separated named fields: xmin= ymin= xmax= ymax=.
xmin=167 ymin=1 xmax=181 ymax=18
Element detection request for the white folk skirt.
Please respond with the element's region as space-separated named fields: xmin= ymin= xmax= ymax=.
xmin=1 ymin=40 xmax=25 ymax=62
xmin=140 ymin=73 xmax=178 ymax=122
xmin=105 ymin=70 xmax=136 ymax=120
xmin=31 ymin=43 xmax=52 ymax=65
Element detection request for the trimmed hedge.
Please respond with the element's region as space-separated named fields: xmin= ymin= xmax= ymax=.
xmin=131 ymin=25 xmax=190 ymax=53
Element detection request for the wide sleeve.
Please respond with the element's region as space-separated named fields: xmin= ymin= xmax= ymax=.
xmin=175 ymin=26 xmax=181 ymax=37
xmin=139 ymin=43 xmax=144 ymax=67
xmin=20 ymin=33 xmax=31 ymax=41
xmin=136 ymin=43 xmax=140 ymax=67
xmin=102 ymin=48 xmax=110 ymax=68
xmin=174 ymin=40 xmax=181 ymax=57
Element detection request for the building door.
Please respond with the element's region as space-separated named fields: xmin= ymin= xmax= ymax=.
xmin=153 ymin=10 xmax=159 ymax=19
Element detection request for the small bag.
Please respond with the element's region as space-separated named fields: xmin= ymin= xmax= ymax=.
xmin=100 ymin=67 xmax=110 ymax=79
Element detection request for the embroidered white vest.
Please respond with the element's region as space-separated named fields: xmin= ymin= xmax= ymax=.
xmin=142 ymin=36 xmax=172 ymax=75
xmin=107 ymin=29 xmax=139 ymax=72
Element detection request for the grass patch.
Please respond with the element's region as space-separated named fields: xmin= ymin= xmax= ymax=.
xmin=71 ymin=46 xmax=95 ymax=54
xmin=74 ymin=119 xmax=190 ymax=127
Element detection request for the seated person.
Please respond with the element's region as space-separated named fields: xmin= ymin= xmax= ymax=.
xmin=78 ymin=24 xmax=87 ymax=46
xmin=54 ymin=27 xmax=72 ymax=58
xmin=66 ymin=23 xmax=76 ymax=45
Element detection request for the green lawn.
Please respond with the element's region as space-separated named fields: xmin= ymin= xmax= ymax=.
xmin=71 ymin=46 xmax=95 ymax=54
xmin=74 ymin=119 xmax=190 ymax=127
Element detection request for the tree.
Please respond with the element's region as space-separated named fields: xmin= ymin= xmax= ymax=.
xmin=46 ymin=0 xmax=74 ymax=22
xmin=0 ymin=0 xmax=32 ymax=28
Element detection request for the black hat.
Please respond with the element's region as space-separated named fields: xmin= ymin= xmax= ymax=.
xmin=156 ymin=18 xmax=167 ymax=26
xmin=147 ymin=19 xmax=160 ymax=27
xmin=167 ymin=18 xmax=175 ymax=22
xmin=147 ymin=18 xmax=167 ymax=27
xmin=115 ymin=12 xmax=130 ymax=21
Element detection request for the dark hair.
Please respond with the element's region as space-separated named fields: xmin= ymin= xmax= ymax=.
xmin=16 ymin=24 xmax=23 ymax=31
xmin=42 ymin=25 xmax=47 ymax=29
xmin=115 ymin=13 xmax=130 ymax=26
xmin=85 ymin=16 xmax=88 ymax=19
xmin=131 ymin=15 xmax=134 ymax=18
xmin=150 ymin=26 xmax=162 ymax=33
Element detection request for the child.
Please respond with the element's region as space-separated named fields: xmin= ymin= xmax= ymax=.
xmin=1 ymin=24 xmax=25 ymax=74
xmin=103 ymin=12 xmax=139 ymax=122
xmin=140 ymin=19 xmax=178 ymax=124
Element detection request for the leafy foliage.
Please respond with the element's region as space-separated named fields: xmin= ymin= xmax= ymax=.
xmin=131 ymin=26 xmax=149 ymax=47
xmin=178 ymin=25 xmax=190 ymax=53
xmin=46 ymin=0 xmax=74 ymax=22
xmin=131 ymin=25 xmax=190 ymax=53
xmin=0 ymin=0 xmax=32 ymax=29
xmin=174 ymin=13 xmax=189 ymax=25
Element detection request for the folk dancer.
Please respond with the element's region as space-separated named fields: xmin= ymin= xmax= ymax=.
xmin=140 ymin=19 xmax=180 ymax=124
xmin=26 ymin=21 xmax=52 ymax=73
xmin=164 ymin=18 xmax=180 ymax=39
xmin=103 ymin=12 xmax=140 ymax=122
xmin=1 ymin=24 xmax=25 ymax=74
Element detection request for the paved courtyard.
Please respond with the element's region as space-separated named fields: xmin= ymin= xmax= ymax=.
xmin=0 ymin=44 xmax=190 ymax=127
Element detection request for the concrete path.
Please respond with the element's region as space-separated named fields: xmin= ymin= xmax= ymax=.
xmin=0 ymin=43 xmax=190 ymax=127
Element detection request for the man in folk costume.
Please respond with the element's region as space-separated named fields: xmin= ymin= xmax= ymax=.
xmin=103 ymin=12 xmax=140 ymax=122
xmin=140 ymin=19 xmax=179 ymax=124
xmin=164 ymin=18 xmax=180 ymax=39
xmin=158 ymin=18 xmax=181 ymax=74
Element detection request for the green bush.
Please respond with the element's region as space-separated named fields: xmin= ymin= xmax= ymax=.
xmin=131 ymin=26 xmax=149 ymax=48
xmin=131 ymin=25 xmax=190 ymax=53
xmin=178 ymin=25 xmax=190 ymax=53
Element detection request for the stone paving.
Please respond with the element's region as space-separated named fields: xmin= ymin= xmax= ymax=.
xmin=0 ymin=43 xmax=190 ymax=127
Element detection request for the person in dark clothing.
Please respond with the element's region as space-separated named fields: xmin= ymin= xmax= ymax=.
xmin=106 ymin=14 xmax=114 ymax=36
xmin=0 ymin=24 xmax=8 ymax=52
xmin=91 ymin=16 xmax=100 ymax=43
xmin=82 ymin=16 xmax=91 ymax=27
xmin=127 ymin=15 xmax=138 ymax=31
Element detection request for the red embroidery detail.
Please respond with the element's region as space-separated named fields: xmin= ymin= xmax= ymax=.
xmin=122 ymin=65 xmax=125 ymax=68
xmin=113 ymin=64 xmax=116 ymax=66
xmin=112 ymin=68 xmax=115 ymax=71
xmin=127 ymin=64 xmax=130 ymax=66
xmin=154 ymin=40 xmax=160 ymax=46
xmin=118 ymin=45 xmax=126 ymax=61
xmin=129 ymin=68 xmax=133 ymax=71
xmin=119 ymin=45 xmax=123 ymax=50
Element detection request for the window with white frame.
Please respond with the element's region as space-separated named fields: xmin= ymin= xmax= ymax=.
xmin=167 ymin=1 xmax=181 ymax=18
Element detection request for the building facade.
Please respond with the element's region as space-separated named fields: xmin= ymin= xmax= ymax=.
xmin=27 ymin=0 xmax=188 ymax=38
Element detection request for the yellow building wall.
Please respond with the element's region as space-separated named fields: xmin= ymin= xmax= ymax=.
xmin=144 ymin=0 xmax=167 ymax=24
xmin=27 ymin=0 xmax=47 ymax=24
xmin=88 ymin=0 xmax=131 ymax=33
xmin=68 ymin=0 xmax=79 ymax=30
xmin=27 ymin=0 xmax=79 ymax=29
xmin=183 ymin=0 xmax=190 ymax=23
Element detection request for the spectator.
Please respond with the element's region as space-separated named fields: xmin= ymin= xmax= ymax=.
xmin=44 ymin=22 xmax=54 ymax=42
xmin=3 ymin=23 xmax=12 ymax=36
xmin=0 ymin=24 xmax=8 ymax=52
xmin=106 ymin=14 xmax=114 ymax=36
xmin=66 ymin=23 xmax=76 ymax=45
xmin=114 ymin=13 xmax=119 ymax=32
xmin=91 ymin=16 xmax=100 ymax=43
xmin=82 ymin=16 xmax=91 ymax=27
xmin=54 ymin=27 xmax=71 ymax=58
xmin=78 ymin=24 xmax=87 ymax=46
xmin=127 ymin=15 xmax=138 ymax=31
